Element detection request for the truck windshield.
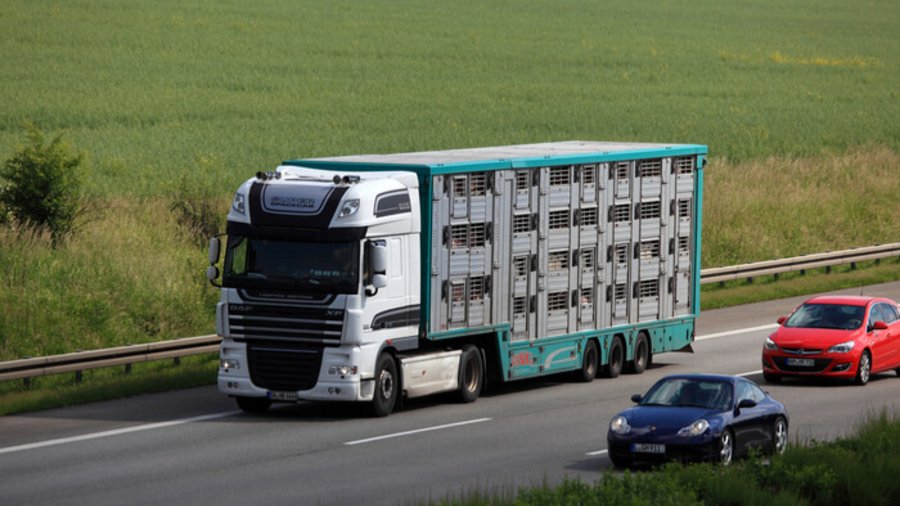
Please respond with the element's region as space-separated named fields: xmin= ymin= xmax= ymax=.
xmin=223 ymin=235 xmax=359 ymax=294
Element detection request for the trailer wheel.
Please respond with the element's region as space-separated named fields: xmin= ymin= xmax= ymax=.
xmin=602 ymin=337 xmax=625 ymax=379
xmin=235 ymin=396 xmax=271 ymax=414
xmin=371 ymin=353 xmax=398 ymax=417
xmin=576 ymin=340 xmax=599 ymax=382
xmin=626 ymin=333 xmax=650 ymax=374
xmin=457 ymin=345 xmax=484 ymax=403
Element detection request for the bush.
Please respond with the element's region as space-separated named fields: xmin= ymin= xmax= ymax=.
xmin=168 ymin=155 xmax=227 ymax=246
xmin=0 ymin=122 xmax=86 ymax=246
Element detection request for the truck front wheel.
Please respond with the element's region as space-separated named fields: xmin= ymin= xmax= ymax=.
xmin=457 ymin=345 xmax=484 ymax=403
xmin=236 ymin=396 xmax=271 ymax=414
xmin=371 ymin=353 xmax=398 ymax=417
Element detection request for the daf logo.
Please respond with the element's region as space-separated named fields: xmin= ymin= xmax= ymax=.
xmin=229 ymin=304 xmax=254 ymax=312
xmin=326 ymin=310 xmax=342 ymax=317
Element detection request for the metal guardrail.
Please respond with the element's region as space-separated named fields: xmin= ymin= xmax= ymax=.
xmin=1 ymin=243 xmax=898 ymax=384
xmin=700 ymin=242 xmax=900 ymax=284
xmin=0 ymin=335 xmax=220 ymax=383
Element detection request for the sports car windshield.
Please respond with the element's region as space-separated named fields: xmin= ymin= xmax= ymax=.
xmin=222 ymin=235 xmax=359 ymax=294
xmin=785 ymin=303 xmax=865 ymax=330
xmin=640 ymin=379 xmax=733 ymax=411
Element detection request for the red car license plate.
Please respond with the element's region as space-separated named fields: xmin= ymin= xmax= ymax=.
xmin=786 ymin=358 xmax=815 ymax=367
xmin=631 ymin=443 xmax=665 ymax=454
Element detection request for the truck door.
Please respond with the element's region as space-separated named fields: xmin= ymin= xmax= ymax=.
xmin=672 ymin=156 xmax=696 ymax=316
xmin=432 ymin=173 xmax=495 ymax=332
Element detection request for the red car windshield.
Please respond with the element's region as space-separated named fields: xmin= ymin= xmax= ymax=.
xmin=785 ymin=303 xmax=865 ymax=330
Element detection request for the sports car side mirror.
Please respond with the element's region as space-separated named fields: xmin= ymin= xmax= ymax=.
xmin=777 ymin=316 xmax=786 ymax=325
xmin=872 ymin=320 xmax=888 ymax=331
xmin=630 ymin=394 xmax=643 ymax=403
xmin=735 ymin=399 xmax=757 ymax=414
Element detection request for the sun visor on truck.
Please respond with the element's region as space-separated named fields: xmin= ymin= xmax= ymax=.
xmin=248 ymin=181 xmax=349 ymax=228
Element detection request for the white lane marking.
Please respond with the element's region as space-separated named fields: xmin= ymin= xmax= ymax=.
xmin=586 ymin=449 xmax=608 ymax=456
xmin=344 ymin=417 xmax=492 ymax=446
xmin=0 ymin=410 xmax=241 ymax=456
xmin=696 ymin=324 xmax=779 ymax=341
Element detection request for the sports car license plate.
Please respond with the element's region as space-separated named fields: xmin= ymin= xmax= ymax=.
xmin=786 ymin=358 xmax=815 ymax=367
xmin=631 ymin=443 xmax=665 ymax=454
xmin=268 ymin=391 xmax=298 ymax=401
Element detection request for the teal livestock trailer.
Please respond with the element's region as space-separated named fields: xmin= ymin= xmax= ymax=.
xmin=209 ymin=141 xmax=706 ymax=416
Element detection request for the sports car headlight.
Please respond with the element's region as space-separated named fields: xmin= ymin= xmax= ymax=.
xmin=678 ymin=419 xmax=709 ymax=437
xmin=827 ymin=340 xmax=855 ymax=353
xmin=610 ymin=416 xmax=631 ymax=435
xmin=764 ymin=337 xmax=779 ymax=351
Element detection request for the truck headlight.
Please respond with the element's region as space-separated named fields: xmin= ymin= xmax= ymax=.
xmin=338 ymin=199 xmax=360 ymax=218
xmin=827 ymin=340 xmax=855 ymax=353
xmin=220 ymin=359 xmax=240 ymax=371
xmin=328 ymin=365 xmax=358 ymax=376
xmin=232 ymin=193 xmax=245 ymax=214
xmin=610 ymin=416 xmax=631 ymax=435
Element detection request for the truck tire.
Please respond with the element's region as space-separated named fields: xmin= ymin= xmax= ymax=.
xmin=371 ymin=353 xmax=399 ymax=417
xmin=602 ymin=337 xmax=625 ymax=379
xmin=576 ymin=340 xmax=599 ymax=382
xmin=457 ymin=345 xmax=484 ymax=403
xmin=626 ymin=333 xmax=650 ymax=374
xmin=236 ymin=396 xmax=271 ymax=414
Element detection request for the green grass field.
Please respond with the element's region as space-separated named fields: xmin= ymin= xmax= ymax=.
xmin=1 ymin=0 xmax=898 ymax=361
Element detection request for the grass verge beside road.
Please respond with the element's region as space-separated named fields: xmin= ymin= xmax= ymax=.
xmin=428 ymin=411 xmax=900 ymax=506
xmin=1 ymin=262 xmax=898 ymax=417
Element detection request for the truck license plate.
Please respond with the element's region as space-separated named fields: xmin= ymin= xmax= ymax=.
xmin=268 ymin=391 xmax=298 ymax=401
xmin=631 ymin=443 xmax=665 ymax=454
xmin=786 ymin=358 xmax=815 ymax=367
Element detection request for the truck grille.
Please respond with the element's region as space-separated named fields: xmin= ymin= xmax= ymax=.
xmin=247 ymin=341 xmax=323 ymax=391
xmin=228 ymin=304 xmax=343 ymax=345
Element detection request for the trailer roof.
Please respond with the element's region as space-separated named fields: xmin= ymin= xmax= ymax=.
xmin=287 ymin=141 xmax=706 ymax=172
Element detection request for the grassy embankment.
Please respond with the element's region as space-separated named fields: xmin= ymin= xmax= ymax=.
xmin=0 ymin=0 xmax=897 ymax=411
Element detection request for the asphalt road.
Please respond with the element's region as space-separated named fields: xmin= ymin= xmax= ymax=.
xmin=2 ymin=281 xmax=899 ymax=506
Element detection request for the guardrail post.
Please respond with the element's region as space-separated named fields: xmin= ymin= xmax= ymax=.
xmin=75 ymin=370 xmax=83 ymax=384
xmin=173 ymin=357 xmax=181 ymax=367
xmin=23 ymin=377 xmax=30 ymax=388
xmin=125 ymin=363 xmax=132 ymax=375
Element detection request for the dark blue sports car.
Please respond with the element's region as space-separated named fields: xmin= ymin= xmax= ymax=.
xmin=606 ymin=374 xmax=788 ymax=467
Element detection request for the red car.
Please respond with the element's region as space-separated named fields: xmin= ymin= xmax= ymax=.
xmin=762 ymin=295 xmax=900 ymax=385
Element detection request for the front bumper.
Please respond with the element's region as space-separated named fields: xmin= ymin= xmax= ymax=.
xmin=217 ymin=340 xmax=378 ymax=403
xmin=607 ymin=437 xmax=719 ymax=465
xmin=761 ymin=350 xmax=858 ymax=378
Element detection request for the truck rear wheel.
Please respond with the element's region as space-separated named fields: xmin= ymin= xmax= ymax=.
xmin=457 ymin=345 xmax=484 ymax=403
xmin=602 ymin=337 xmax=624 ymax=379
xmin=371 ymin=353 xmax=398 ymax=417
xmin=576 ymin=340 xmax=599 ymax=382
xmin=626 ymin=333 xmax=650 ymax=374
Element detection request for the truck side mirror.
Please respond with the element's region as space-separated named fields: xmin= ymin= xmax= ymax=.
xmin=208 ymin=237 xmax=221 ymax=265
xmin=367 ymin=240 xmax=388 ymax=292
xmin=207 ymin=236 xmax=222 ymax=287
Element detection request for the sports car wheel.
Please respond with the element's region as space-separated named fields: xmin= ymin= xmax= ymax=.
xmin=718 ymin=429 xmax=734 ymax=466
xmin=773 ymin=417 xmax=788 ymax=455
xmin=854 ymin=351 xmax=871 ymax=386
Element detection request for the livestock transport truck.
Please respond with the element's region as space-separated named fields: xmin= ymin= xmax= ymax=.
xmin=206 ymin=141 xmax=706 ymax=416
